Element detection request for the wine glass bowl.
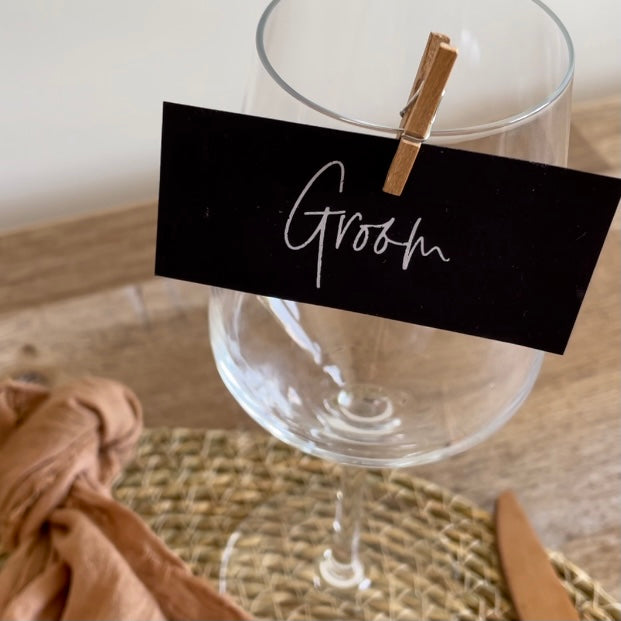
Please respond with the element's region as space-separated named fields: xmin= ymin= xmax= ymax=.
xmin=209 ymin=291 xmax=543 ymax=468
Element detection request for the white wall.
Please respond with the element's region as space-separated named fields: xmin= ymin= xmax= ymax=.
xmin=0 ymin=0 xmax=619 ymax=231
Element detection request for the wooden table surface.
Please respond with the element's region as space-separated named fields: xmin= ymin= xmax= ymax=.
xmin=0 ymin=96 xmax=619 ymax=599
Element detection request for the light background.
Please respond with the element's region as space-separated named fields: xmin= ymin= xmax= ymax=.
xmin=0 ymin=0 xmax=619 ymax=231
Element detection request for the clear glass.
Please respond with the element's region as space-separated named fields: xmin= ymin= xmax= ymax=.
xmin=210 ymin=297 xmax=545 ymax=469
xmin=210 ymin=1 xmax=573 ymax=618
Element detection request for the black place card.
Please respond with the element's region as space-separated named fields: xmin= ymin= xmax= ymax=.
xmin=155 ymin=102 xmax=621 ymax=354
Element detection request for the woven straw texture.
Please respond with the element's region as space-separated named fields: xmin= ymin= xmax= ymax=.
xmin=107 ymin=428 xmax=620 ymax=621
xmin=1 ymin=427 xmax=618 ymax=619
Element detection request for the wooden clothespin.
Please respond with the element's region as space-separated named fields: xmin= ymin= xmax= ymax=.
xmin=383 ymin=33 xmax=458 ymax=196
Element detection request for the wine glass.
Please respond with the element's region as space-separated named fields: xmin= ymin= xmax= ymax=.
xmin=209 ymin=0 xmax=574 ymax=618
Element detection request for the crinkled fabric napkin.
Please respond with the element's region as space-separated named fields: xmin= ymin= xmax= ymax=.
xmin=0 ymin=377 xmax=251 ymax=620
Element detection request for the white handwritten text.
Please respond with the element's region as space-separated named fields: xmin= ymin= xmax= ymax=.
xmin=284 ymin=160 xmax=450 ymax=288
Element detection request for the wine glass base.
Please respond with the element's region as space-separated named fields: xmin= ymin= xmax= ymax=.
xmin=219 ymin=475 xmax=502 ymax=621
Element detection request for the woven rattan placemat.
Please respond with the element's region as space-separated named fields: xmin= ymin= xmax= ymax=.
xmin=108 ymin=428 xmax=619 ymax=621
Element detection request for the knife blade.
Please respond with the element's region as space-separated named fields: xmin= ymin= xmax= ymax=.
xmin=495 ymin=490 xmax=580 ymax=621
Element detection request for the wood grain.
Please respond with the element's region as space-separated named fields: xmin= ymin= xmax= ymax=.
xmin=569 ymin=94 xmax=621 ymax=176
xmin=0 ymin=201 xmax=157 ymax=315
xmin=383 ymin=36 xmax=457 ymax=195
xmin=0 ymin=96 xmax=619 ymax=598
xmin=496 ymin=491 xmax=580 ymax=621
xmin=402 ymin=32 xmax=451 ymax=110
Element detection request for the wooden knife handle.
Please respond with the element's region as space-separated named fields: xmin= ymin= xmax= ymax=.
xmin=495 ymin=491 xmax=580 ymax=621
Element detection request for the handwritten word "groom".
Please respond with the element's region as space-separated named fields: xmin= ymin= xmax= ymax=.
xmin=284 ymin=160 xmax=450 ymax=288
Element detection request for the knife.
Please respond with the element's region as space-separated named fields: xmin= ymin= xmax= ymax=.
xmin=495 ymin=490 xmax=580 ymax=621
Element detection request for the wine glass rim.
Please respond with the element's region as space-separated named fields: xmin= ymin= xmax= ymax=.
xmin=256 ymin=0 xmax=575 ymax=138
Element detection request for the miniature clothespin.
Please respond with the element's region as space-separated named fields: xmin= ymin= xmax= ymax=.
xmin=383 ymin=32 xmax=458 ymax=196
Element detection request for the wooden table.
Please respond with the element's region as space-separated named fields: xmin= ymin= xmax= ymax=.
xmin=1 ymin=97 xmax=619 ymax=598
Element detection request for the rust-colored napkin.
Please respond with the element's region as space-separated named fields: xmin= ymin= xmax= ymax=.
xmin=0 ymin=377 xmax=251 ymax=620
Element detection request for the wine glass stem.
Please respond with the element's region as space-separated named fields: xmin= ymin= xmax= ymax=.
xmin=319 ymin=465 xmax=367 ymax=588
